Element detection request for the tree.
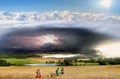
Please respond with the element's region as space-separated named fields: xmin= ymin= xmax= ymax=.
xmin=0 ymin=60 xmax=8 ymax=66
xmin=63 ymin=59 xmax=73 ymax=66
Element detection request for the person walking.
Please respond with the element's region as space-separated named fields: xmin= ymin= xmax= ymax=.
xmin=61 ymin=68 xmax=64 ymax=74
xmin=55 ymin=67 xmax=60 ymax=76
xmin=36 ymin=69 xmax=41 ymax=79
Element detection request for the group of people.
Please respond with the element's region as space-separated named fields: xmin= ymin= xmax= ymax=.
xmin=35 ymin=67 xmax=64 ymax=79
xmin=55 ymin=67 xmax=64 ymax=76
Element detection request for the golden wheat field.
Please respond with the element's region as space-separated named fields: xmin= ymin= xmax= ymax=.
xmin=0 ymin=65 xmax=120 ymax=79
xmin=27 ymin=58 xmax=64 ymax=63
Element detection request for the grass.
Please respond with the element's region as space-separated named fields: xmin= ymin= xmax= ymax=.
xmin=73 ymin=62 xmax=99 ymax=66
xmin=0 ymin=58 xmax=119 ymax=79
xmin=1 ymin=58 xmax=43 ymax=66
xmin=0 ymin=65 xmax=120 ymax=79
xmin=28 ymin=58 xmax=99 ymax=66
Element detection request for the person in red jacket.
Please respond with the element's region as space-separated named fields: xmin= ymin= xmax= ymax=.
xmin=36 ymin=69 xmax=41 ymax=79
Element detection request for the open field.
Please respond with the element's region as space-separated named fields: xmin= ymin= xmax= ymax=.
xmin=1 ymin=58 xmax=43 ymax=66
xmin=1 ymin=58 xmax=99 ymax=66
xmin=1 ymin=58 xmax=64 ymax=66
xmin=27 ymin=58 xmax=64 ymax=63
xmin=0 ymin=65 xmax=120 ymax=79
xmin=28 ymin=57 xmax=99 ymax=66
xmin=72 ymin=62 xmax=99 ymax=66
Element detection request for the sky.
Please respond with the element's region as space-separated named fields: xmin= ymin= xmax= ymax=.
xmin=0 ymin=0 xmax=120 ymax=15
xmin=0 ymin=0 xmax=120 ymax=58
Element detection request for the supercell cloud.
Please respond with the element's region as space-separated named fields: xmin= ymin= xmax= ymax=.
xmin=0 ymin=11 xmax=120 ymax=57
xmin=0 ymin=28 xmax=107 ymax=53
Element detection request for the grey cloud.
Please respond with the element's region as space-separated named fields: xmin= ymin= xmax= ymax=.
xmin=0 ymin=28 xmax=108 ymax=57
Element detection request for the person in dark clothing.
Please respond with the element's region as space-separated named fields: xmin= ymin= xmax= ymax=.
xmin=61 ymin=68 xmax=64 ymax=74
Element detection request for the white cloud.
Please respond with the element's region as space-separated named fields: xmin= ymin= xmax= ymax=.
xmin=0 ymin=11 xmax=120 ymax=39
xmin=0 ymin=11 xmax=120 ymax=22
xmin=42 ymin=54 xmax=78 ymax=58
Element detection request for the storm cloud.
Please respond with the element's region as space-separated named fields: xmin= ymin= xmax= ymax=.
xmin=0 ymin=11 xmax=118 ymax=57
xmin=0 ymin=27 xmax=108 ymax=57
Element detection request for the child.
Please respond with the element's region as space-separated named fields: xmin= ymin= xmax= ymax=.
xmin=36 ymin=69 xmax=41 ymax=79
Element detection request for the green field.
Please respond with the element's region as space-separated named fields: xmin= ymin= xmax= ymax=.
xmin=1 ymin=58 xmax=43 ymax=66
xmin=1 ymin=58 xmax=100 ymax=66
xmin=73 ymin=62 xmax=99 ymax=66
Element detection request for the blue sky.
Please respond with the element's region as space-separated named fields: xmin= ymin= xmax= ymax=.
xmin=0 ymin=0 xmax=120 ymax=14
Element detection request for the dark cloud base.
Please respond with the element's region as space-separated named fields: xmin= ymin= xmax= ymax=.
xmin=0 ymin=27 xmax=108 ymax=57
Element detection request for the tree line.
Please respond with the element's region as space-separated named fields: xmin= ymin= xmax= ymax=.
xmin=58 ymin=58 xmax=120 ymax=66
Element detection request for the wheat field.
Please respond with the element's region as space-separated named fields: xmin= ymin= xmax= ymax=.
xmin=27 ymin=58 xmax=64 ymax=63
xmin=0 ymin=65 xmax=120 ymax=79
